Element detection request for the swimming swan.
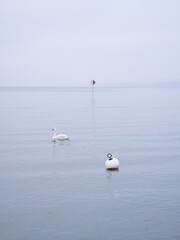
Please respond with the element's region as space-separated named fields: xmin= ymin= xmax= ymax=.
xmin=52 ymin=128 xmax=70 ymax=141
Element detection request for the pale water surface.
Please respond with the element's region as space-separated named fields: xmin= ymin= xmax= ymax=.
xmin=0 ymin=87 xmax=180 ymax=240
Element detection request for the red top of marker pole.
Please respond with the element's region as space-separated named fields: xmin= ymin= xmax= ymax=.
xmin=91 ymin=80 xmax=96 ymax=85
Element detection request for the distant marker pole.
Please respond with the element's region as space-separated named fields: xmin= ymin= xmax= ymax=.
xmin=91 ymin=80 xmax=96 ymax=96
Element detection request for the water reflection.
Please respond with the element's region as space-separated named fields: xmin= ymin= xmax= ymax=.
xmin=52 ymin=141 xmax=56 ymax=161
xmin=106 ymin=169 xmax=119 ymax=181
xmin=91 ymin=89 xmax=95 ymax=104
xmin=91 ymin=88 xmax=97 ymax=161
xmin=91 ymin=89 xmax=95 ymax=124
xmin=52 ymin=140 xmax=70 ymax=146
xmin=52 ymin=140 xmax=70 ymax=161
xmin=106 ymin=169 xmax=119 ymax=199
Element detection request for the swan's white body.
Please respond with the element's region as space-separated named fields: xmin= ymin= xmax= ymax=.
xmin=105 ymin=157 xmax=119 ymax=170
xmin=52 ymin=128 xmax=69 ymax=141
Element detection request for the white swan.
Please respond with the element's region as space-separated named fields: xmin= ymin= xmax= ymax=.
xmin=105 ymin=153 xmax=119 ymax=170
xmin=52 ymin=128 xmax=70 ymax=141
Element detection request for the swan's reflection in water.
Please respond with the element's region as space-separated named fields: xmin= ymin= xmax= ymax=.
xmin=52 ymin=140 xmax=70 ymax=161
xmin=52 ymin=141 xmax=57 ymax=161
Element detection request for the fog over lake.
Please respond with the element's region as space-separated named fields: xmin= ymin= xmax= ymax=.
xmin=0 ymin=0 xmax=180 ymax=87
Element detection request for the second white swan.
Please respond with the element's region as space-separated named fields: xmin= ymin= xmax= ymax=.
xmin=52 ymin=128 xmax=70 ymax=141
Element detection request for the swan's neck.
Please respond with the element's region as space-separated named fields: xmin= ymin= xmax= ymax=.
xmin=53 ymin=130 xmax=56 ymax=138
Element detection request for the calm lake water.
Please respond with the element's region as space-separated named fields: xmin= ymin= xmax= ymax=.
xmin=0 ymin=87 xmax=180 ymax=240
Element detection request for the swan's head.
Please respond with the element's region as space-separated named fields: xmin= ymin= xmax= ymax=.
xmin=52 ymin=128 xmax=56 ymax=131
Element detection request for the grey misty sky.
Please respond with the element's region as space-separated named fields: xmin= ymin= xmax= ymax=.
xmin=0 ymin=0 xmax=180 ymax=87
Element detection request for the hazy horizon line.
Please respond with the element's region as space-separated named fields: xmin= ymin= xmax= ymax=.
xmin=0 ymin=85 xmax=180 ymax=89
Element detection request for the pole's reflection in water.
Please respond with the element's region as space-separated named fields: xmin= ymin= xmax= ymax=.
xmin=92 ymin=86 xmax=95 ymax=104
xmin=91 ymin=87 xmax=97 ymax=161
xmin=91 ymin=98 xmax=95 ymax=131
